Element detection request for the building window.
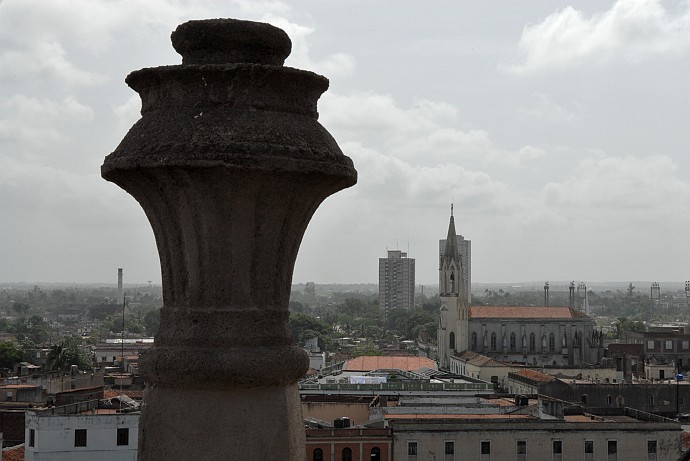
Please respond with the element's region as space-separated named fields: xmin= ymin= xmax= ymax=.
xmin=490 ymin=333 xmax=497 ymax=351
xmin=74 ymin=429 xmax=87 ymax=447
xmin=471 ymin=332 xmax=478 ymax=350
xmin=445 ymin=441 xmax=454 ymax=461
xmin=510 ymin=333 xmax=517 ymax=352
xmin=649 ymin=395 xmax=655 ymax=405
xmin=313 ymin=448 xmax=323 ymax=461
xmin=449 ymin=332 xmax=456 ymax=350
xmin=516 ymin=440 xmax=526 ymax=461
xmin=552 ymin=440 xmax=562 ymax=461
xmin=647 ymin=441 xmax=657 ymax=461
xmin=342 ymin=447 xmax=352 ymax=461
xmin=371 ymin=447 xmax=381 ymax=461
xmin=607 ymin=440 xmax=617 ymax=461
xmin=29 ymin=429 xmax=35 ymax=447
xmin=549 ymin=333 xmax=555 ymax=351
xmin=607 ymin=395 xmax=612 ymax=405
xmin=529 ymin=333 xmax=536 ymax=351
xmin=480 ymin=441 xmax=491 ymax=461
xmin=581 ymin=394 xmax=587 ymax=404
xmin=647 ymin=340 xmax=655 ymax=350
xmin=683 ymin=340 xmax=689 ymax=350
xmin=584 ymin=440 xmax=594 ymax=461
xmin=666 ymin=340 xmax=673 ymax=350
xmin=408 ymin=441 xmax=418 ymax=460
xmin=117 ymin=428 xmax=129 ymax=446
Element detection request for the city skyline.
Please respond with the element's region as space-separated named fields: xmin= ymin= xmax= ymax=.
xmin=1 ymin=1 xmax=690 ymax=285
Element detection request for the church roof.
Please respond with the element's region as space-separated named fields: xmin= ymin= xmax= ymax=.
xmin=469 ymin=305 xmax=590 ymax=320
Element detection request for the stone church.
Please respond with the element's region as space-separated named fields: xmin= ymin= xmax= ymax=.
xmin=437 ymin=210 xmax=604 ymax=371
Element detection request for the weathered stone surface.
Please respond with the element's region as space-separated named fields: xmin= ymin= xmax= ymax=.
xmin=102 ymin=18 xmax=356 ymax=461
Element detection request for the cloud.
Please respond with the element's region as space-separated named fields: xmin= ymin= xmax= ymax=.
xmin=520 ymin=92 xmax=580 ymax=122
xmin=0 ymin=39 xmax=107 ymax=86
xmin=509 ymin=0 xmax=690 ymax=74
xmin=264 ymin=15 xmax=356 ymax=80
xmin=0 ymin=94 xmax=94 ymax=153
xmin=544 ymin=154 xmax=689 ymax=214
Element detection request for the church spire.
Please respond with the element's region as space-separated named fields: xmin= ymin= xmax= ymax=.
xmin=444 ymin=205 xmax=458 ymax=267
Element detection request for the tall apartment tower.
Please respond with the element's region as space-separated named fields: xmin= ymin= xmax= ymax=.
xmin=438 ymin=209 xmax=471 ymax=303
xmin=378 ymin=250 xmax=415 ymax=318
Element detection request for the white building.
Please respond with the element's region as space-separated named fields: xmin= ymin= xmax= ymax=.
xmin=25 ymin=410 xmax=139 ymax=461
xmin=378 ymin=249 xmax=415 ymax=316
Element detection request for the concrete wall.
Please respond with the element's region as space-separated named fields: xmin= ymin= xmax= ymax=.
xmin=24 ymin=411 xmax=138 ymax=461
xmin=540 ymin=381 xmax=690 ymax=415
xmin=391 ymin=420 xmax=681 ymax=461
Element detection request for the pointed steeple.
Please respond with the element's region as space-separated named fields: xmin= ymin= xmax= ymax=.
xmin=443 ymin=204 xmax=458 ymax=267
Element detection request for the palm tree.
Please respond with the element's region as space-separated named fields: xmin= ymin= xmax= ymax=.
xmin=46 ymin=343 xmax=67 ymax=372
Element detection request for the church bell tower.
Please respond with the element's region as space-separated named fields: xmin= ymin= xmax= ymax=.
xmin=438 ymin=205 xmax=469 ymax=369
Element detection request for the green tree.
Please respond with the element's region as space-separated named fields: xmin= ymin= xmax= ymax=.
xmin=46 ymin=343 xmax=68 ymax=372
xmin=351 ymin=343 xmax=381 ymax=358
xmin=105 ymin=313 xmax=145 ymax=335
xmin=0 ymin=341 xmax=24 ymax=369
xmin=47 ymin=337 xmax=93 ymax=371
xmin=289 ymin=312 xmax=334 ymax=348
xmin=144 ymin=309 xmax=161 ymax=336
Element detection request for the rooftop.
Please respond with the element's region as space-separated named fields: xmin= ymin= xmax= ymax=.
xmin=469 ymin=306 xmax=590 ymax=320
xmin=344 ymin=356 xmax=436 ymax=372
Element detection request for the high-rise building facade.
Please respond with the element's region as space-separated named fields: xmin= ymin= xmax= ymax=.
xmin=378 ymin=250 xmax=415 ymax=317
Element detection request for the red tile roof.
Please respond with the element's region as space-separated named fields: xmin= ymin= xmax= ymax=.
xmin=385 ymin=413 xmax=534 ymax=420
xmin=511 ymin=368 xmax=555 ymax=383
xmin=455 ymin=350 xmax=508 ymax=367
xmin=682 ymin=431 xmax=690 ymax=451
xmin=344 ymin=356 xmax=437 ymax=372
xmin=2 ymin=444 xmax=24 ymax=461
xmin=103 ymin=389 xmax=144 ymax=400
xmin=469 ymin=306 xmax=589 ymax=320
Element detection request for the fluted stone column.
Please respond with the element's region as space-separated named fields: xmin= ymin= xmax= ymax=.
xmin=102 ymin=19 xmax=356 ymax=461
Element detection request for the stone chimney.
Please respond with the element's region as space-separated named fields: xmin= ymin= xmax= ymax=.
xmin=102 ymin=19 xmax=356 ymax=460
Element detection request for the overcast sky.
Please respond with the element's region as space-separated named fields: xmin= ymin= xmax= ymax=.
xmin=1 ymin=0 xmax=689 ymax=286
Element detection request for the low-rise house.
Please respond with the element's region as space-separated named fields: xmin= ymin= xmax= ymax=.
xmin=0 ymin=384 xmax=44 ymax=405
xmin=24 ymin=395 xmax=140 ymax=461
xmin=450 ymin=350 xmax=511 ymax=389
xmin=385 ymin=396 xmax=682 ymax=461
xmin=305 ymin=427 xmax=392 ymax=461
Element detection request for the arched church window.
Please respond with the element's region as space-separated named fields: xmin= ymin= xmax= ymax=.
xmin=510 ymin=333 xmax=516 ymax=351
xmin=370 ymin=447 xmax=381 ymax=461
xmin=313 ymin=448 xmax=323 ymax=461
xmin=490 ymin=332 xmax=497 ymax=351
xmin=450 ymin=272 xmax=455 ymax=292
xmin=549 ymin=333 xmax=555 ymax=351
xmin=529 ymin=333 xmax=536 ymax=351
xmin=342 ymin=447 xmax=352 ymax=461
xmin=471 ymin=332 xmax=477 ymax=350
xmin=449 ymin=332 xmax=456 ymax=350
